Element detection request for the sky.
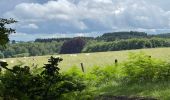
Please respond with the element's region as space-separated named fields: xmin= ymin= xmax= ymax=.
xmin=0 ymin=0 xmax=170 ymax=41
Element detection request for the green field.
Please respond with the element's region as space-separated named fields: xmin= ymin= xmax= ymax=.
xmin=1 ymin=47 xmax=170 ymax=99
xmin=2 ymin=47 xmax=170 ymax=71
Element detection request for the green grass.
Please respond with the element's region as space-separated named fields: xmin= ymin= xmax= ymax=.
xmin=2 ymin=47 xmax=170 ymax=71
xmin=1 ymin=47 xmax=170 ymax=99
xmin=96 ymin=81 xmax=170 ymax=100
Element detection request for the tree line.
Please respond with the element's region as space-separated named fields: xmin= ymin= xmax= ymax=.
xmin=83 ymin=38 xmax=170 ymax=52
xmin=1 ymin=37 xmax=170 ymax=58
xmin=96 ymin=31 xmax=170 ymax=41
xmin=1 ymin=31 xmax=170 ymax=58
xmin=35 ymin=31 xmax=170 ymax=42
xmin=35 ymin=37 xmax=94 ymax=42
xmin=0 ymin=42 xmax=62 ymax=58
xmin=96 ymin=31 xmax=148 ymax=41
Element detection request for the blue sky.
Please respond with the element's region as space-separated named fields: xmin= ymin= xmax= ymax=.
xmin=0 ymin=0 xmax=170 ymax=41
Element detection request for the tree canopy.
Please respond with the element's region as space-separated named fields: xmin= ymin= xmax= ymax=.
xmin=0 ymin=18 xmax=17 ymax=46
xmin=60 ymin=38 xmax=86 ymax=54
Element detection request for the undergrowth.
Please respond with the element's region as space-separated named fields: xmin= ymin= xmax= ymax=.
xmin=62 ymin=52 xmax=170 ymax=100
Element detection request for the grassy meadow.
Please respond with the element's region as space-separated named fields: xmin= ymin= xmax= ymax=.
xmin=1 ymin=47 xmax=170 ymax=99
xmin=2 ymin=47 xmax=170 ymax=71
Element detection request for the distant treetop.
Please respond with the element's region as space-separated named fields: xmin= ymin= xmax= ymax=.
xmin=97 ymin=31 xmax=148 ymax=41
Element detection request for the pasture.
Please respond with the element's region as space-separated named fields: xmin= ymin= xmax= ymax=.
xmin=2 ymin=47 xmax=170 ymax=71
xmin=1 ymin=47 xmax=170 ymax=99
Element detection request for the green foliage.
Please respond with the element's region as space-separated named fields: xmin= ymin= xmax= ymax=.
xmin=2 ymin=41 xmax=62 ymax=58
xmin=0 ymin=57 xmax=86 ymax=99
xmin=60 ymin=37 xmax=86 ymax=54
xmin=2 ymin=31 xmax=170 ymax=57
xmin=35 ymin=37 xmax=94 ymax=43
xmin=0 ymin=18 xmax=17 ymax=46
xmin=151 ymin=33 xmax=170 ymax=38
xmin=97 ymin=31 xmax=148 ymax=41
xmin=86 ymin=65 xmax=120 ymax=86
xmin=124 ymin=52 xmax=170 ymax=83
xmin=61 ymin=65 xmax=124 ymax=99
xmin=97 ymin=31 xmax=170 ymax=42
xmin=83 ymin=38 xmax=170 ymax=52
xmin=61 ymin=52 xmax=170 ymax=99
xmin=60 ymin=67 xmax=87 ymax=99
xmin=1 ymin=52 xmax=170 ymax=99
xmin=13 ymin=53 xmax=30 ymax=57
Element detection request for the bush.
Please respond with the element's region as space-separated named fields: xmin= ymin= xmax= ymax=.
xmin=86 ymin=65 xmax=120 ymax=86
xmin=0 ymin=57 xmax=86 ymax=99
xmin=124 ymin=52 xmax=170 ymax=83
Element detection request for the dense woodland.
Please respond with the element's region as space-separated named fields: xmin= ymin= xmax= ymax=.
xmin=1 ymin=31 xmax=170 ymax=58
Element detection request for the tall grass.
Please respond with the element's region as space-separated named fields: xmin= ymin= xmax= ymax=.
xmin=60 ymin=52 xmax=170 ymax=100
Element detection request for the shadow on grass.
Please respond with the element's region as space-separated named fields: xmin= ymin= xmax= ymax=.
xmin=97 ymin=81 xmax=170 ymax=100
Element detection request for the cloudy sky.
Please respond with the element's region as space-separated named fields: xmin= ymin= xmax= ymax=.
xmin=1 ymin=0 xmax=170 ymax=41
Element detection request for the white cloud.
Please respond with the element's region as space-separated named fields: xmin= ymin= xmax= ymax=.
xmin=3 ymin=0 xmax=170 ymax=41
xmin=21 ymin=23 xmax=39 ymax=29
xmin=75 ymin=33 xmax=85 ymax=37
xmin=10 ymin=32 xmax=27 ymax=36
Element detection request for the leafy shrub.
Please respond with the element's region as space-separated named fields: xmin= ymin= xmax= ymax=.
xmin=87 ymin=65 xmax=119 ymax=86
xmin=60 ymin=67 xmax=89 ymax=100
xmin=0 ymin=57 xmax=86 ymax=99
xmin=124 ymin=52 xmax=170 ymax=83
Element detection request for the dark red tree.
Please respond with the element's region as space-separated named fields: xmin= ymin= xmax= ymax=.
xmin=60 ymin=37 xmax=86 ymax=54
